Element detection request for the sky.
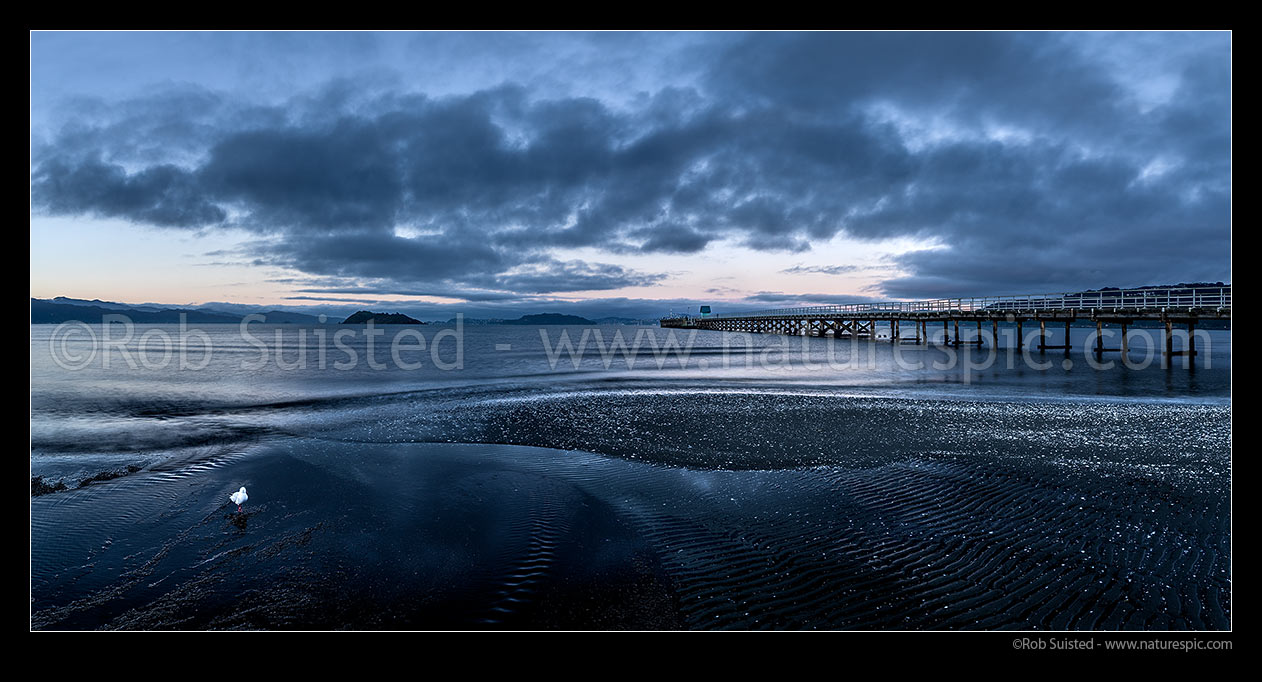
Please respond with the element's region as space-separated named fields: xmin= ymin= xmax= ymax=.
xmin=30 ymin=31 xmax=1231 ymax=320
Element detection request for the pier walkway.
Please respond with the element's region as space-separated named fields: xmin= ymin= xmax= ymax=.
xmin=660 ymin=286 xmax=1231 ymax=363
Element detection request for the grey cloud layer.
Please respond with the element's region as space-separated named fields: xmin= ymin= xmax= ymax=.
xmin=31 ymin=32 xmax=1230 ymax=305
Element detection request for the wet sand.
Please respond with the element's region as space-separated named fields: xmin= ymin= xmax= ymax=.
xmin=32 ymin=435 xmax=1229 ymax=630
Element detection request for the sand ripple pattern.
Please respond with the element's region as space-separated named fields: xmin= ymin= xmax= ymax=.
xmin=32 ymin=442 xmax=1229 ymax=630
xmin=481 ymin=487 xmax=567 ymax=624
xmin=603 ymin=460 xmax=1229 ymax=630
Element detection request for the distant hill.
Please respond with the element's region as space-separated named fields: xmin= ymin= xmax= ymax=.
xmin=32 ymin=298 xmax=328 ymax=324
xmin=1075 ymin=282 xmax=1229 ymax=294
xmin=31 ymin=299 xmax=242 ymax=324
xmin=592 ymin=317 xmax=655 ymax=325
xmin=503 ymin=313 xmax=596 ymax=325
xmin=254 ymin=310 xmax=325 ymax=324
xmin=186 ymin=301 xmax=325 ymax=323
xmin=341 ymin=310 xmax=424 ymax=325
xmin=444 ymin=318 xmax=505 ymax=325
xmin=49 ymin=296 xmax=161 ymax=312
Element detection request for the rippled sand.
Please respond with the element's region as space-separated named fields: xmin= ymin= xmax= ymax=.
xmin=32 ymin=394 xmax=1230 ymax=630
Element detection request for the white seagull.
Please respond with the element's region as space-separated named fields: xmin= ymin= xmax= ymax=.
xmin=229 ymin=486 xmax=249 ymax=513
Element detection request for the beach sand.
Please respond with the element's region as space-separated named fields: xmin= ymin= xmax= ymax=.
xmin=32 ymin=438 xmax=1229 ymax=630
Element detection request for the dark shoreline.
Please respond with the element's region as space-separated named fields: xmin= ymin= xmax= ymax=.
xmin=32 ymin=439 xmax=1229 ymax=630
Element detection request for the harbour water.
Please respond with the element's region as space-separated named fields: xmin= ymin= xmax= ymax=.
xmin=30 ymin=323 xmax=1231 ymax=629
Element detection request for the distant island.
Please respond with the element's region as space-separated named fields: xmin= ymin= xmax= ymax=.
xmin=341 ymin=310 xmax=425 ymax=325
xmin=502 ymin=313 xmax=595 ymax=325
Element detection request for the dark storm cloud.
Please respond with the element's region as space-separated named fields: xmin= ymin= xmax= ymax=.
xmin=285 ymin=258 xmax=659 ymax=302
xmin=31 ymin=155 xmax=227 ymax=227
xmin=705 ymin=31 xmax=1230 ymax=295
xmin=293 ymin=288 xmax=527 ymax=304
xmin=632 ymin=225 xmax=713 ymax=253
xmin=745 ymin=291 xmax=883 ymax=306
xmin=254 ymin=232 xmax=506 ymax=282
xmin=31 ymin=32 xmax=1230 ymax=301
xmin=490 ymin=260 xmax=661 ymax=293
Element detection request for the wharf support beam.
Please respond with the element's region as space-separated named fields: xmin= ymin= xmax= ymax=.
xmin=1090 ymin=317 xmax=1134 ymax=357
xmin=1038 ymin=318 xmax=1073 ymax=353
xmin=1161 ymin=319 xmax=1199 ymax=368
